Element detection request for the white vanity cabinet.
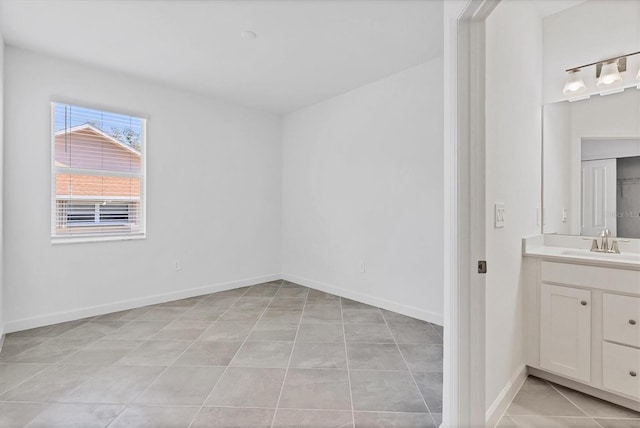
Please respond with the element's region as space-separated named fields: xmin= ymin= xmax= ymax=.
xmin=603 ymin=342 xmax=640 ymax=400
xmin=603 ymin=293 xmax=640 ymax=348
xmin=540 ymin=284 xmax=591 ymax=382
xmin=524 ymin=256 xmax=640 ymax=411
xmin=602 ymin=293 xmax=640 ymax=400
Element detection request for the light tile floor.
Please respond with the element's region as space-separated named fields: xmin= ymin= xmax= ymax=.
xmin=0 ymin=280 xmax=443 ymax=427
xmin=497 ymin=376 xmax=640 ymax=428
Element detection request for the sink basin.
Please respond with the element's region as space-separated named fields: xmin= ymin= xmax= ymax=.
xmin=559 ymin=249 xmax=640 ymax=263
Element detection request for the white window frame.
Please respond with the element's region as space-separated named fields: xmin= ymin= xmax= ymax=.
xmin=50 ymin=102 xmax=147 ymax=244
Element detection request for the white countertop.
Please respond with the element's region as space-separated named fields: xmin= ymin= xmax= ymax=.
xmin=523 ymin=235 xmax=640 ymax=269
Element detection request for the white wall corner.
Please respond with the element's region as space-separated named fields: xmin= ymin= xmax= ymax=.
xmin=485 ymin=364 xmax=528 ymax=427
xmin=4 ymin=273 xmax=281 ymax=333
xmin=282 ymin=273 xmax=444 ymax=326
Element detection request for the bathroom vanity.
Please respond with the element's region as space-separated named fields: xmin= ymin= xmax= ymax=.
xmin=523 ymin=234 xmax=640 ymax=411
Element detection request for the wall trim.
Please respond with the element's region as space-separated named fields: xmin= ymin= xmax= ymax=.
xmin=4 ymin=272 xmax=443 ymax=333
xmin=486 ymin=364 xmax=528 ymax=427
xmin=282 ymin=273 xmax=443 ymax=326
xmin=0 ymin=325 xmax=5 ymax=353
xmin=4 ymin=273 xmax=281 ymax=333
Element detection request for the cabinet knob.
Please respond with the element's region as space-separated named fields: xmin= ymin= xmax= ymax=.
xmin=630 ymin=320 xmax=637 ymax=326
xmin=630 ymin=371 xmax=637 ymax=377
xmin=580 ymin=301 xmax=587 ymax=306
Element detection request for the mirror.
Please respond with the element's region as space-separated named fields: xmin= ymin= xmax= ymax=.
xmin=542 ymin=89 xmax=640 ymax=239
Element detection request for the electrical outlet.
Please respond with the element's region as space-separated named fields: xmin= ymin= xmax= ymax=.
xmin=359 ymin=262 xmax=366 ymax=273
xmin=562 ymin=208 xmax=568 ymax=223
xmin=494 ymin=203 xmax=505 ymax=228
xmin=174 ymin=259 xmax=182 ymax=271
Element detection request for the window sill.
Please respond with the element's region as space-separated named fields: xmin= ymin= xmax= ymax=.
xmin=51 ymin=233 xmax=146 ymax=245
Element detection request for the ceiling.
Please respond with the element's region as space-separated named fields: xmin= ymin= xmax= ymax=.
xmin=0 ymin=0 xmax=443 ymax=114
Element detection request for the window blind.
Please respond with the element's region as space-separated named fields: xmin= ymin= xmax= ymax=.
xmin=51 ymin=103 xmax=146 ymax=241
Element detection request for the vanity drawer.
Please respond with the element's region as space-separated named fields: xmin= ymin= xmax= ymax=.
xmin=603 ymin=342 xmax=640 ymax=400
xmin=604 ymin=294 xmax=640 ymax=348
xmin=541 ymin=262 xmax=640 ymax=294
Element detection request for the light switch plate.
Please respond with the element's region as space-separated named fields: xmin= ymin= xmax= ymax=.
xmin=494 ymin=203 xmax=505 ymax=228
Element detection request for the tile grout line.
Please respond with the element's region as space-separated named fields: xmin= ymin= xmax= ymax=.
xmin=383 ymin=310 xmax=438 ymax=427
xmin=7 ymin=302 xmax=190 ymax=368
xmin=0 ymin=363 xmax=53 ymax=399
xmin=190 ymin=279 xmax=286 ymax=428
xmin=0 ymin=325 xmax=134 ymax=398
xmin=4 ymin=305 xmax=195 ymax=427
xmin=52 ymin=318 xmax=156 ymax=367
xmin=0 ymin=362 xmax=439 ymax=372
xmin=0 ymin=398 xmax=451 ymax=414
xmin=507 ymin=414 xmax=607 ymax=418
xmin=500 ymin=414 xmax=516 ymax=426
xmin=543 ymin=379 xmax=605 ymax=428
xmin=109 ymin=284 xmax=259 ymax=428
xmin=0 ymin=314 xmax=156 ymax=426
xmin=429 ymin=321 xmax=442 ymax=339
xmin=107 ymin=290 xmax=247 ymax=427
xmin=507 ymin=413 xmax=640 ymax=421
xmin=2 ymin=321 xmax=91 ymax=363
xmin=269 ymin=282 xmax=311 ymax=428
xmin=2 ymin=284 xmax=446 ymax=427
xmin=0 ymin=400 xmax=450 ymax=414
xmin=507 ymin=413 xmax=609 ymax=427
xmin=340 ymin=296 xmax=357 ymax=428
xmin=3 ymin=291 xmax=240 ymax=399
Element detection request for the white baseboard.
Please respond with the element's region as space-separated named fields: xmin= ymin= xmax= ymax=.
xmin=4 ymin=273 xmax=281 ymax=333
xmin=486 ymin=364 xmax=528 ymax=427
xmin=5 ymin=272 xmax=443 ymax=333
xmin=282 ymin=273 xmax=443 ymax=326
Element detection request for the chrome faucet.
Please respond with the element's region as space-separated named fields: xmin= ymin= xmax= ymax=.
xmin=584 ymin=229 xmax=628 ymax=254
xmin=600 ymin=229 xmax=611 ymax=252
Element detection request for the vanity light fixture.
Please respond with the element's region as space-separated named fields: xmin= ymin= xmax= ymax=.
xmin=563 ymin=50 xmax=640 ymax=97
xmin=563 ymin=69 xmax=587 ymax=95
xmin=597 ymin=60 xmax=623 ymax=88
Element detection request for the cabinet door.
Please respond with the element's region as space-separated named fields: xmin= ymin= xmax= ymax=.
xmin=540 ymin=284 xmax=591 ymax=382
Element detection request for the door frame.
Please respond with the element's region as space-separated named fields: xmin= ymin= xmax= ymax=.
xmin=443 ymin=0 xmax=499 ymax=426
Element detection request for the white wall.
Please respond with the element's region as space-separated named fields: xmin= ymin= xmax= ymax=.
xmin=3 ymin=47 xmax=282 ymax=331
xmin=485 ymin=0 xmax=543 ymax=414
xmin=281 ymin=59 xmax=444 ymax=324
xmin=543 ymin=0 xmax=640 ymax=104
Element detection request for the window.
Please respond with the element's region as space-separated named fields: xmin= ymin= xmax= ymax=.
xmin=52 ymin=103 xmax=145 ymax=242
